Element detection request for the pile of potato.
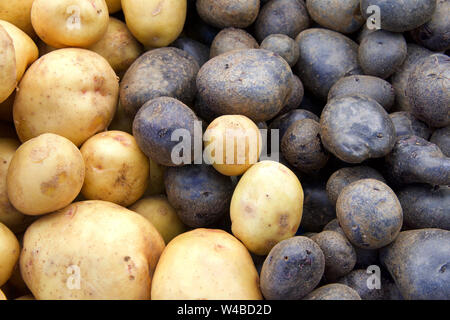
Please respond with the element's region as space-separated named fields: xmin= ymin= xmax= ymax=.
xmin=0 ymin=0 xmax=449 ymax=300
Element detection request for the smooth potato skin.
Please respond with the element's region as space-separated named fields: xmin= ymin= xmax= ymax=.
xmin=196 ymin=0 xmax=260 ymax=29
xmin=0 ymin=223 xmax=20 ymax=286
xmin=151 ymin=228 xmax=263 ymax=300
xmin=105 ymin=0 xmax=121 ymax=13
xmin=171 ymin=37 xmax=210 ymax=67
xmin=430 ymin=126 xmax=450 ymax=157
xmin=0 ymin=25 xmax=16 ymax=104
xmin=0 ymin=0 xmax=35 ymax=37
xmin=0 ymin=289 xmax=5 ymax=300
xmin=20 ymin=200 xmax=165 ymax=300
xmin=210 ymin=28 xmax=259 ymax=59
xmin=390 ymin=112 xmax=431 ymax=139
xmin=144 ymin=159 xmax=166 ymax=196
xmin=303 ymin=283 xmax=361 ymax=300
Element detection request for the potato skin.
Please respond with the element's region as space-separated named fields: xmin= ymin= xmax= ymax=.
xmin=210 ymin=28 xmax=259 ymax=59
xmin=0 ymin=0 xmax=35 ymax=37
xmin=197 ymin=49 xmax=293 ymax=122
xmin=0 ymin=289 xmax=5 ymax=300
xmin=20 ymin=200 xmax=165 ymax=300
xmin=390 ymin=112 xmax=431 ymax=139
xmin=430 ymin=126 xmax=450 ymax=157
xmin=230 ymin=161 xmax=303 ymax=255
xmin=269 ymin=109 xmax=319 ymax=142
xmin=278 ymin=75 xmax=304 ymax=115
xmin=260 ymin=34 xmax=299 ymax=67
xmin=337 ymin=269 xmax=385 ymax=300
xmin=171 ymin=37 xmax=210 ymax=67
xmin=0 ymin=25 xmax=16 ymax=104
xmin=120 ymin=47 xmax=199 ymax=117
xmin=196 ymin=0 xmax=260 ymax=29
xmin=260 ymin=236 xmax=325 ymax=300
xmin=303 ymin=283 xmax=361 ymax=300
xmin=0 ymin=223 xmax=20 ymax=286
xmin=380 ymin=229 xmax=450 ymax=300
xmin=105 ymin=0 xmax=121 ymax=13
xmin=151 ymin=228 xmax=263 ymax=300
xmin=336 ymin=179 xmax=403 ymax=250
xmin=13 ymin=48 xmax=119 ymax=147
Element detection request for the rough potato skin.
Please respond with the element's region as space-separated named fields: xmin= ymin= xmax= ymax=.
xmin=385 ymin=135 xmax=450 ymax=186
xmin=337 ymin=269 xmax=384 ymax=300
xmin=303 ymin=283 xmax=361 ymax=300
xmin=210 ymin=28 xmax=259 ymax=58
xmin=255 ymin=0 xmax=310 ymax=42
xmin=120 ymin=47 xmax=199 ymax=117
xmin=277 ymin=75 xmax=304 ymax=115
xmin=397 ymin=184 xmax=450 ymax=230
xmin=269 ymin=109 xmax=318 ymax=142
xmin=360 ymin=0 xmax=437 ymax=32
xmin=260 ymin=34 xmax=299 ymax=67
xmin=390 ymin=112 xmax=431 ymax=139
xmin=164 ymin=164 xmax=234 ymax=228
xmin=336 ymin=179 xmax=403 ymax=250
xmin=320 ymin=95 xmax=396 ymax=163
xmin=260 ymin=236 xmax=325 ymax=300
xmin=328 ymin=75 xmax=395 ymax=111
xmin=430 ymin=126 xmax=450 ymax=157
xmin=196 ymin=49 xmax=293 ymax=122
xmin=380 ymin=229 xmax=450 ymax=300
xmin=406 ymin=54 xmax=450 ymax=128
xmin=294 ymin=29 xmax=361 ymax=100
xmin=171 ymin=37 xmax=210 ymax=67
xmin=132 ymin=97 xmax=198 ymax=167
xmin=196 ymin=0 xmax=260 ymax=29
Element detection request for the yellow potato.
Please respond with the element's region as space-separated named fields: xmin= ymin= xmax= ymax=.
xmin=122 ymin=0 xmax=187 ymax=48
xmin=13 ymin=48 xmax=119 ymax=146
xmin=0 ymin=290 xmax=5 ymax=299
xmin=80 ymin=131 xmax=149 ymax=207
xmin=204 ymin=115 xmax=262 ymax=176
xmin=0 ymin=25 xmax=16 ymax=104
xmin=0 ymin=0 xmax=35 ymax=37
xmin=88 ymin=17 xmax=143 ymax=77
xmin=16 ymin=294 xmax=35 ymax=300
xmin=105 ymin=0 xmax=122 ymax=13
xmin=31 ymin=0 xmax=109 ymax=48
xmin=7 ymin=133 xmax=85 ymax=216
xmin=151 ymin=228 xmax=262 ymax=300
xmin=0 ymin=223 xmax=20 ymax=286
xmin=230 ymin=160 xmax=304 ymax=255
xmin=20 ymin=200 xmax=165 ymax=300
xmin=129 ymin=195 xmax=187 ymax=244
xmin=145 ymin=159 xmax=166 ymax=196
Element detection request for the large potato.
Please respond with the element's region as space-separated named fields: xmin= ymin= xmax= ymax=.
xmin=151 ymin=228 xmax=262 ymax=300
xmin=196 ymin=0 xmax=259 ymax=29
xmin=122 ymin=0 xmax=186 ymax=48
xmin=20 ymin=200 xmax=165 ymax=300
xmin=0 ymin=25 xmax=16 ymax=104
xmin=210 ymin=28 xmax=259 ymax=59
xmin=0 ymin=223 xmax=20 ymax=286
xmin=7 ymin=133 xmax=85 ymax=216
xmin=80 ymin=131 xmax=149 ymax=207
xmin=13 ymin=48 xmax=119 ymax=147
xmin=230 ymin=161 xmax=303 ymax=255
xmin=31 ymin=0 xmax=109 ymax=48
xmin=0 ymin=0 xmax=35 ymax=37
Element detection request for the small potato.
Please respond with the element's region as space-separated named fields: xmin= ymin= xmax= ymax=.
xmin=88 ymin=18 xmax=143 ymax=78
xmin=7 ymin=133 xmax=85 ymax=216
xmin=31 ymin=0 xmax=109 ymax=48
xmin=151 ymin=228 xmax=262 ymax=300
xmin=389 ymin=112 xmax=431 ymax=139
xmin=210 ymin=28 xmax=259 ymax=59
xmin=196 ymin=0 xmax=259 ymax=29
xmin=0 ymin=0 xmax=35 ymax=37
xmin=430 ymin=126 xmax=450 ymax=157
xmin=13 ymin=48 xmax=119 ymax=147
xmin=337 ymin=269 xmax=385 ymax=300
xmin=269 ymin=109 xmax=319 ymax=143
xmin=303 ymin=283 xmax=361 ymax=300
xmin=230 ymin=161 xmax=304 ymax=255
xmin=260 ymin=34 xmax=299 ymax=67
xmin=171 ymin=37 xmax=210 ymax=67
xmin=0 ymin=25 xmax=16 ymax=104
xmin=0 ymin=289 xmax=6 ymax=300
xmin=144 ymin=159 xmax=166 ymax=196
xmin=80 ymin=131 xmax=149 ymax=207
xmin=15 ymin=295 xmax=34 ymax=300
xmin=105 ymin=0 xmax=121 ymax=13
xmin=122 ymin=0 xmax=186 ymax=48
xmin=204 ymin=115 xmax=262 ymax=176
xmin=0 ymin=223 xmax=20 ymax=286
xmin=278 ymin=75 xmax=304 ymax=115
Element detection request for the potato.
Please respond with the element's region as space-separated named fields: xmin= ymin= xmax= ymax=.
xmin=6 ymin=133 xmax=85 ymax=216
xmin=31 ymin=0 xmax=109 ymax=48
xmin=129 ymin=195 xmax=186 ymax=244
xmin=255 ymin=0 xmax=310 ymax=42
xmin=20 ymin=200 xmax=165 ymax=300
xmin=336 ymin=179 xmax=403 ymax=249
xmin=144 ymin=159 xmax=166 ymax=196
xmin=380 ymin=229 xmax=450 ymax=300
xmin=306 ymin=0 xmax=364 ymax=34
xmin=204 ymin=115 xmax=262 ymax=176
xmin=108 ymin=102 xmax=133 ymax=134
xmin=430 ymin=126 xmax=450 ymax=157
xmin=210 ymin=28 xmax=259 ymax=59
xmin=328 ymin=75 xmax=395 ymax=111
xmin=15 ymin=294 xmax=34 ymax=300
xmin=390 ymin=112 xmax=431 ymax=139
xmin=260 ymin=34 xmax=299 ymax=67
xmin=120 ymin=47 xmax=199 ymax=117
xmin=337 ymin=269 xmax=385 ymax=300
xmin=230 ymin=161 xmax=303 ymax=255
xmin=122 ymin=0 xmax=186 ymax=48
xmin=358 ymin=30 xmax=407 ymax=79
xmin=278 ymin=75 xmax=304 ymax=115
xmin=269 ymin=109 xmax=319 ymax=142
xmin=88 ymin=18 xmax=143 ymax=78
xmin=0 ymin=289 xmax=5 ymax=300
xmin=406 ymin=54 xmax=450 ymax=128
xmin=151 ymin=228 xmax=262 ymax=300
xmin=0 ymin=25 xmax=16 ymax=104
xmin=303 ymin=283 xmax=361 ymax=300
xmin=171 ymin=37 xmax=210 ymax=67
xmin=196 ymin=0 xmax=259 ymax=29
xmin=260 ymin=236 xmax=325 ymax=300
xmin=105 ymin=0 xmax=121 ymax=13
xmin=165 ymin=164 xmax=234 ymax=228
xmin=196 ymin=49 xmax=293 ymax=122
xmin=0 ymin=223 xmax=20 ymax=286
xmin=294 ymin=29 xmax=361 ymax=100
xmin=0 ymin=0 xmax=35 ymax=37
xmin=80 ymin=131 xmax=149 ymax=207
xmin=13 ymin=48 xmax=119 ymax=147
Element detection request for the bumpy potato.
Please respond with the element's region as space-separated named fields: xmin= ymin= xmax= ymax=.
xmin=171 ymin=37 xmax=210 ymax=67
xmin=105 ymin=0 xmax=121 ymax=13
xmin=0 ymin=0 xmax=35 ymax=37
xmin=151 ymin=228 xmax=262 ymax=300
xmin=430 ymin=126 xmax=450 ymax=157
xmin=260 ymin=34 xmax=299 ymax=67
xmin=390 ymin=112 xmax=431 ymax=139
xmin=31 ymin=0 xmax=109 ymax=48
xmin=7 ymin=133 xmax=85 ymax=216
xmin=196 ymin=0 xmax=260 ymax=29
xmin=303 ymin=283 xmax=361 ymax=300
xmin=337 ymin=269 xmax=385 ymax=300
xmin=210 ymin=28 xmax=259 ymax=59
xmin=0 ymin=25 xmax=16 ymax=104
xmin=269 ymin=109 xmax=319 ymax=142
xmin=0 ymin=223 xmax=20 ymax=286
xmin=230 ymin=161 xmax=303 ymax=255
xmin=13 ymin=48 xmax=119 ymax=147
xmin=20 ymin=200 xmax=165 ymax=300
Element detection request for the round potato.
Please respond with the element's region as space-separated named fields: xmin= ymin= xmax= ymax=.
xmin=230 ymin=160 xmax=303 ymax=255
xmin=430 ymin=126 xmax=450 ymax=157
xmin=0 ymin=0 xmax=35 ymax=37
xmin=269 ymin=109 xmax=319 ymax=143
xmin=303 ymin=283 xmax=361 ymax=300
xmin=0 ymin=25 xmax=16 ymax=104
xmin=15 ymin=294 xmax=34 ymax=300
xmin=13 ymin=48 xmax=118 ymax=147
xmin=80 ymin=131 xmax=149 ymax=207
xmin=20 ymin=200 xmax=165 ymax=300
xmin=105 ymin=0 xmax=121 ymax=13
xmin=260 ymin=34 xmax=299 ymax=67
xmin=151 ymin=228 xmax=262 ymax=300
xmin=122 ymin=0 xmax=186 ymax=48
xmin=196 ymin=0 xmax=259 ymax=29
xmin=210 ymin=28 xmax=259 ymax=59
xmin=390 ymin=112 xmax=431 ymax=139
xmin=0 ymin=223 xmax=20 ymax=286
xmin=31 ymin=0 xmax=109 ymax=48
